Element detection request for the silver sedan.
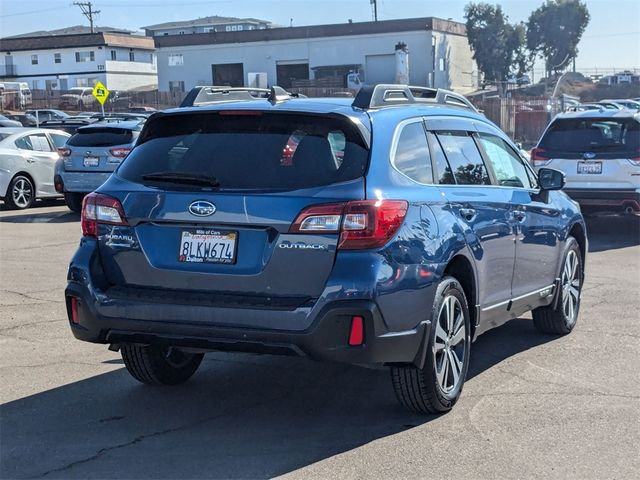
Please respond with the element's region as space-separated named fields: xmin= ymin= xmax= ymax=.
xmin=0 ymin=128 xmax=70 ymax=209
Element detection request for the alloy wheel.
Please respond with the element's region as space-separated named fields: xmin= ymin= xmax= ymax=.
xmin=12 ymin=177 xmax=33 ymax=208
xmin=433 ymin=295 xmax=467 ymax=394
xmin=562 ymin=250 xmax=581 ymax=325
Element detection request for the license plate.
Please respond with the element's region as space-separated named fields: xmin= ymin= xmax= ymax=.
xmin=577 ymin=161 xmax=602 ymax=174
xmin=178 ymin=229 xmax=237 ymax=264
xmin=83 ymin=156 xmax=100 ymax=167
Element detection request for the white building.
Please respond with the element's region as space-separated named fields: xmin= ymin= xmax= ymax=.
xmin=154 ymin=17 xmax=478 ymax=94
xmin=143 ymin=16 xmax=273 ymax=37
xmin=0 ymin=31 xmax=158 ymax=91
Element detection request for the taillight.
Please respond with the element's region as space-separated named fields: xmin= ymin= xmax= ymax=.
xmin=81 ymin=192 xmax=127 ymax=237
xmin=109 ymin=148 xmax=131 ymax=158
xmin=629 ymin=153 xmax=640 ymax=166
xmin=57 ymin=147 xmax=71 ymax=157
xmin=531 ymin=148 xmax=551 ymax=166
xmin=289 ymin=200 xmax=408 ymax=250
xmin=339 ymin=200 xmax=408 ymax=249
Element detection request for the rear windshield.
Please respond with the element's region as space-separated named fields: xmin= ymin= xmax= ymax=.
xmin=117 ymin=112 xmax=369 ymax=191
xmin=540 ymin=118 xmax=640 ymax=153
xmin=68 ymin=128 xmax=136 ymax=147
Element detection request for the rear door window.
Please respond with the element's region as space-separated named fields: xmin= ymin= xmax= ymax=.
xmin=392 ymin=121 xmax=433 ymax=184
xmin=540 ymin=118 xmax=640 ymax=156
xmin=427 ymin=132 xmax=455 ymax=184
xmin=117 ymin=112 xmax=369 ymax=191
xmin=434 ymin=131 xmax=491 ymax=185
xmin=478 ymin=133 xmax=533 ymax=189
xmin=68 ymin=128 xmax=135 ymax=147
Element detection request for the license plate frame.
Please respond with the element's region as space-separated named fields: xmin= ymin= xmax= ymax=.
xmin=577 ymin=161 xmax=602 ymax=174
xmin=178 ymin=228 xmax=238 ymax=264
xmin=83 ymin=155 xmax=100 ymax=167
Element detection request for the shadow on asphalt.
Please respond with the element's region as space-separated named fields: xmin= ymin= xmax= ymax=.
xmin=1 ymin=318 xmax=554 ymax=479
xmin=0 ymin=209 xmax=78 ymax=224
xmin=585 ymin=215 xmax=640 ymax=253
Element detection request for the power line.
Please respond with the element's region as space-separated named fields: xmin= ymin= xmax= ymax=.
xmin=73 ymin=2 xmax=101 ymax=33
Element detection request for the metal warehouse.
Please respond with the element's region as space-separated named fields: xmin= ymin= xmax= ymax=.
xmin=154 ymin=17 xmax=478 ymax=93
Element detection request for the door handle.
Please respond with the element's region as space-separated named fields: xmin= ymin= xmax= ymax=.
xmin=26 ymin=157 xmax=36 ymax=163
xmin=459 ymin=208 xmax=476 ymax=222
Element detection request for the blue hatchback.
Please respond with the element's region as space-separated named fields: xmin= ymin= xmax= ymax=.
xmin=65 ymin=85 xmax=587 ymax=413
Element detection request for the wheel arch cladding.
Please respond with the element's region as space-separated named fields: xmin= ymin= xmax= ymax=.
xmin=443 ymin=255 xmax=477 ymax=337
xmin=568 ymin=222 xmax=587 ymax=274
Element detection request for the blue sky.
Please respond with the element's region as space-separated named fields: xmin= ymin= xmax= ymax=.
xmin=1 ymin=0 xmax=639 ymax=71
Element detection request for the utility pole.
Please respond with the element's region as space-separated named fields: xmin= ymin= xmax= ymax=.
xmin=370 ymin=0 xmax=378 ymax=22
xmin=74 ymin=2 xmax=100 ymax=33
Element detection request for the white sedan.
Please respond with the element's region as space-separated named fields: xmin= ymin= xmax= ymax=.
xmin=0 ymin=128 xmax=70 ymax=209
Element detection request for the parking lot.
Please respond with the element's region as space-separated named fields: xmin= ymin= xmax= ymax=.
xmin=0 ymin=202 xmax=638 ymax=479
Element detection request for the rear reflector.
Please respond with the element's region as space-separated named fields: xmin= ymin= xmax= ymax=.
xmin=70 ymin=297 xmax=79 ymax=324
xmin=348 ymin=316 xmax=364 ymax=346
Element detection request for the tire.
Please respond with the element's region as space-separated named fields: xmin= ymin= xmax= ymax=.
xmin=5 ymin=175 xmax=35 ymax=209
xmin=64 ymin=192 xmax=85 ymax=213
xmin=533 ymin=236 xmax=582 ymax=335
xmin=121 ymin=344 xmax=204 ymax=385
xmin=391 ymin=276 xmax=471 ymax=414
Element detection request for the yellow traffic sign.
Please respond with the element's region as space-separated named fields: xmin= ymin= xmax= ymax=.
xmin=92 ymin=81 xmax=110 ymax=106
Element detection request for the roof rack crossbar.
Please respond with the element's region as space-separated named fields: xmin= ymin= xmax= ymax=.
xmin=352 ymin=84 xmax=478 ymax=112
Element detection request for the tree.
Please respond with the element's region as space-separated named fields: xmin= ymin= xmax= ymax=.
xmin=527 ymin=0 xmax=590 ymax=76
xmin=464 ymin=3 xmax=527 ymax=94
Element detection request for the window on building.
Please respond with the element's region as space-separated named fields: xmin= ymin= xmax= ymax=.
xmin=225 ymin=26 xmax=231 ymax=32
xmin=237 ymin=25 xmax=243 ymax=31
xmin=168 ymin=54 xmax=184 ymax=66
xmin=129 ymin=51 xmax=135 ymax=62
xmin=439 ymin=58 xmax=445 ymax=71
xmin=75 ymin=51 xmax=95 ymax=62
xmin=76 ymin=78 xmax=89 ymax=87
xmin=54 ymin=53 xmax=61 ymax=64
xmin=393 ymin=121 xmax=433 ymax=184
xmin=169 ymin=80 xmax=185 ymax=92
xmin=110 ymin=50 xmax=117 ymax=61
xmin=31 ymin=55 xmax=38 ymax=65
xmin=204 ymin=27 xmax=214 ymax=33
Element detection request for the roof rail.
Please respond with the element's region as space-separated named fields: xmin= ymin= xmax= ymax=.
xmin=180 ymin=86 xmax=270 ymax=107
xmin=352 ymin=84 xmax=478 ymax=113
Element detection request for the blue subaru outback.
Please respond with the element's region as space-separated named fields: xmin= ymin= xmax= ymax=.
xmin=65 ymin=85 xmax=586 ymax=414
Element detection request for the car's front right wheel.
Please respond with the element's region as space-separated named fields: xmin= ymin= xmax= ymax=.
xmin=391 ymin=276 xmax=471 ymax=414
xmin=121 ymin=344 xmax=204 ymax=385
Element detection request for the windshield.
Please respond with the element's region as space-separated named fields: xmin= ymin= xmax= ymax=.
xmin=540 ymin=118 xmax=640 ymax=153
xmin=117 ymin=112 xmax=369 ymax=191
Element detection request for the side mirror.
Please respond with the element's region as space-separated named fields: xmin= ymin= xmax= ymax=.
xmin=538 ymin=167 xmax=565 ymax=191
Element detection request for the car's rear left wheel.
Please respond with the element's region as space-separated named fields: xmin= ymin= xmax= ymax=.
xmin=121 ymin=344 xmax=204 ymax=385
xmin=64 ymin=192 xmax=85 ymax=213
xmin=391 ymin=276 xmax=471 ymax=414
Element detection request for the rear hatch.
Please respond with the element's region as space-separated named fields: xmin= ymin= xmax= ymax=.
xmin=97 ymin=110 xmax=370 ymax=302
xmin=64 ymin=125 xmax=138 ymax=172
xmin=533 ymin=116 xmax=640 ymax=189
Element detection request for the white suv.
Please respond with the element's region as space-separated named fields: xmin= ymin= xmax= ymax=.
xmin=532 ymin=110 xmax=640 ymax=214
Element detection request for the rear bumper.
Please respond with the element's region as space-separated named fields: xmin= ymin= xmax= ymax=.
xmin=563 ymin=188 xmax=640 ymax=213
xmin=64 ymin=238 xmax=431 ymax=367
xmin=59 ymin=171 xmax=113 ymax=193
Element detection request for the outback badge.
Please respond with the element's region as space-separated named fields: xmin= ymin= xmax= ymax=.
xmin=189 ymin=200 xmax=216 ymax=217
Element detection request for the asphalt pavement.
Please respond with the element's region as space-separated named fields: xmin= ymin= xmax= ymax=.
xmin=1 ymin=202 xmax=639 ymax=479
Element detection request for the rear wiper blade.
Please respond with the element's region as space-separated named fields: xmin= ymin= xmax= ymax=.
xmin=142 ymin=171 xmax=220 ymax=188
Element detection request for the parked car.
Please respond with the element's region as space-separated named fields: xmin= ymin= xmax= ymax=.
xmin=0 ymin=128 xmax=70 ymax=209
xmin=596 ymin=101 xmax=625 ymax=110
xmin=25 ymin=109 xmax=70 ymax=124
xmin=55 ymin=120 xmax=143 ymax=211
xmin=64 ymin=85 xmax=586 ymax=414
xmin=5 ymin=113 xmax=38 ymax=127
xmin=58 ymin=87 xmax=96 ymax=110
xmin=0 ymin=114 xmax=24 ymax=127
xmin=39 ymin=118 xmax=95 ymax=135
xmin=532 ymin=109 xmax=640 ymax=214
xmin=2 ymin=82 xmax=32 ymax=108
xmin=566 ymin=103 xmax=607 ymax=112
xmin=600 ymin=99 xmax=640 ymax=111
